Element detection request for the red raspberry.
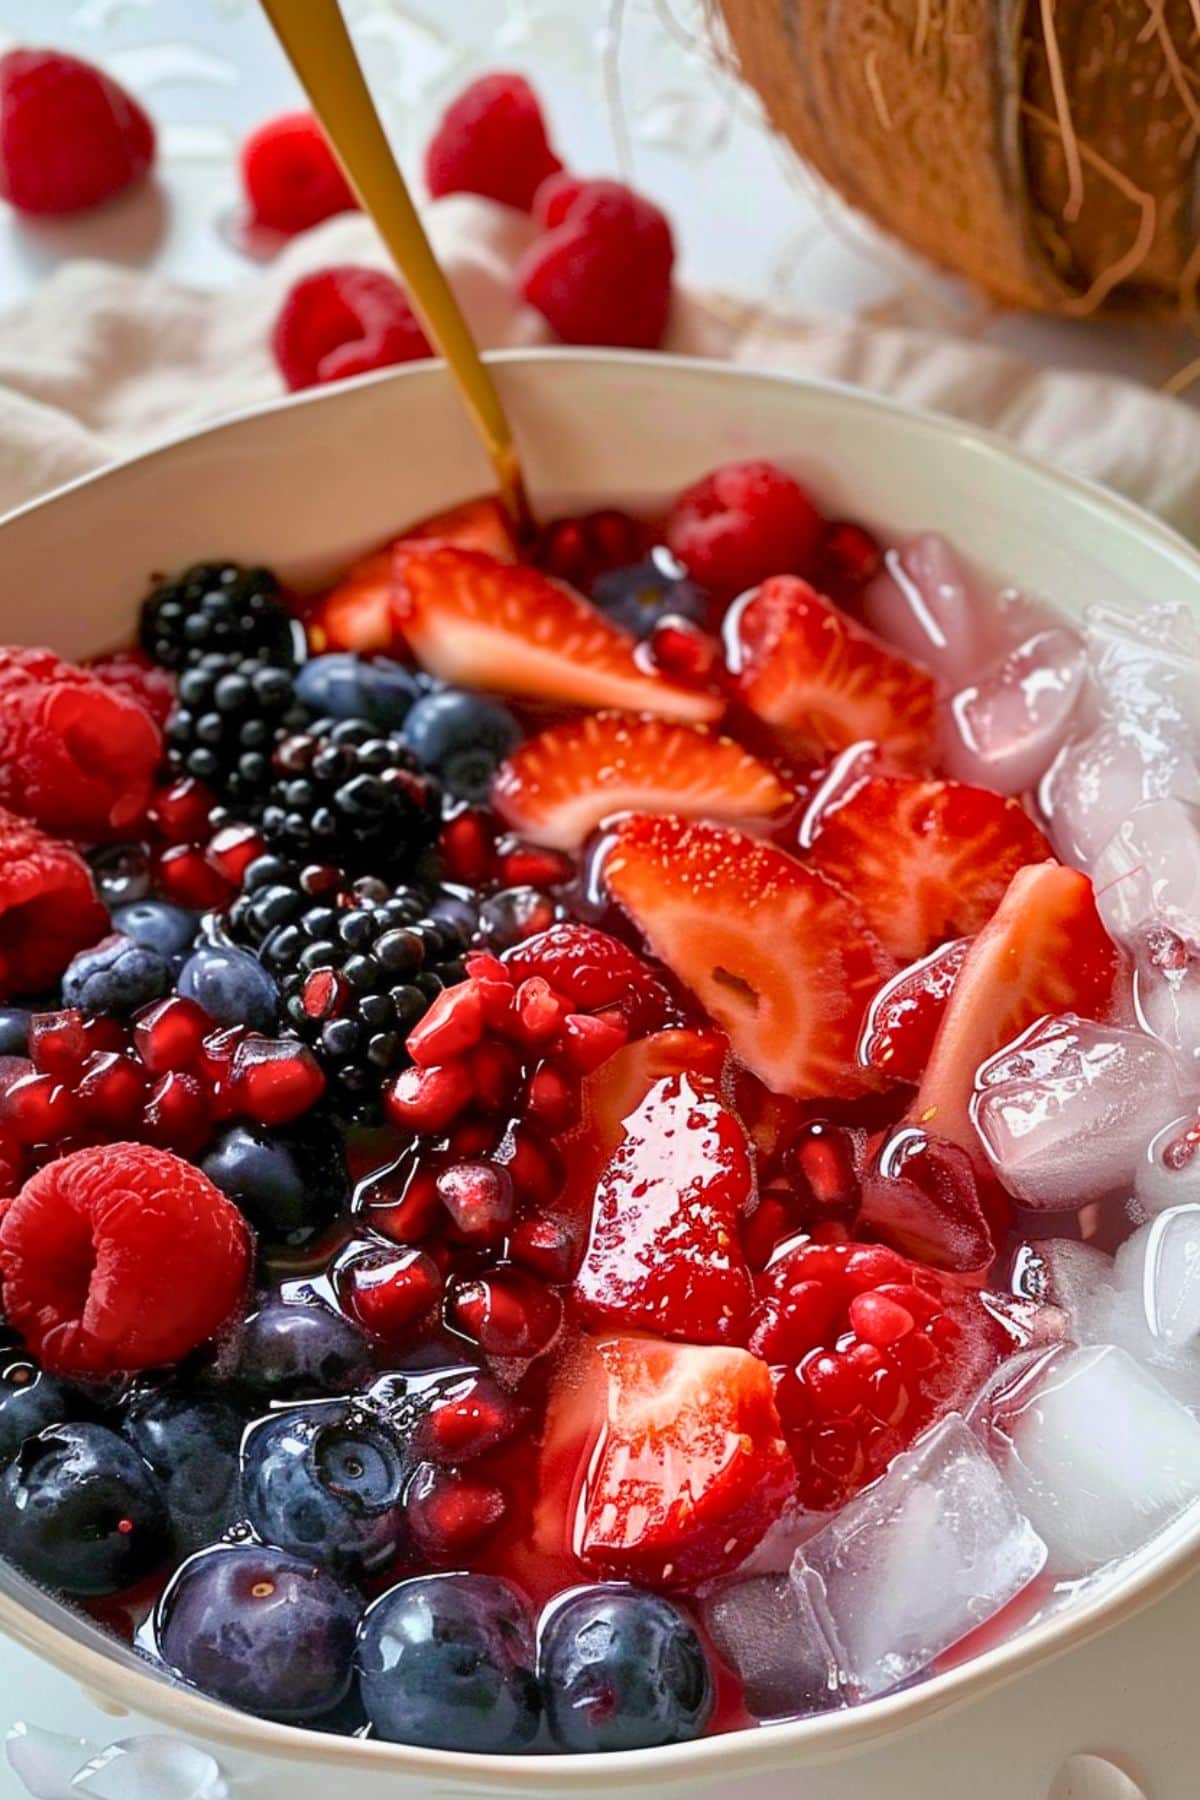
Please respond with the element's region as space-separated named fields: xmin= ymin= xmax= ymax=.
xmin=84 ymin=650 xmax=175 ymax=727
xmin=0 ymin=1142 xmax=250 ymax=1376
xmin=0 ymin=47 xmax=154 ymax=216
xmin=517 ymin=175 xmax=674 ymax=350
xmin=666 ymin=460 xmax=823 ymax=594
xmin=424 ymin=72 xmax=562 ymax=213
xmin=0 ymin=809 xmax=107 ymax=1000
xmin=271 ymin=266 xmax=430 ymax=393
xmin=503 ymin=924 xmax=672 ymax=1034
xmin=241 ymin=110 xmax=358 ymax=234
xmin=0 ymin=647 xmax=162 ymax=836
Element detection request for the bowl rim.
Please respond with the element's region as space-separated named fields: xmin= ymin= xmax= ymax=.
xmin=2 ymin=346 xmax=1199 ymax=1787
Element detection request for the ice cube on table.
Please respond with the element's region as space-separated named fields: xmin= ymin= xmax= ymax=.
xmin=972 ymin=1014 xmax=1187 ymax=1209
xmin=701 ymin=1573 xmax=841 ymax=1721
xmin=792 ymin=1415 xmax=1045 ymax=1701
xmin=978 ymin=1343 xmax=1200 ymax=1576
xmin=1093 ymin=797 xmax=1200 ymax=950
xmin=943 ymin=627 xmax=1086 ymax=797
xmin=861 ymin=536 xmax=980 ymax=689
xmin=1040 ymin=722 xmax=1200 ymax=873
xmin=1135 ymin=1113 xmax=1200 ymax=1217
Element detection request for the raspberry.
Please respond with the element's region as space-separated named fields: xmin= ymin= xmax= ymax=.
xmin=424 ymin=72 xmax=561 ymax=212
xmin=517 ymin=176 xmax=674 ymax=350
xmin=84 ymin=651 xmax=175 ymax=727
xmin=503 ymin=924 xmax=672 ymax=1034
xmin=271 ymin=267 xmax=431 ymax=393
xmin=0 ymin=1142 xmax=250 ymax=1376
xmin=666 ymin=460 xmax=823 ymax=594
xmin=240 ymin=111 xmax=358 ymax=234
xmin=0 ymin=647 xmax=162 ymax=836
xmin=0 ymin=48 xmax=154 ymax=216
xmin=0 ymin=809 xmax=108 ymax=1000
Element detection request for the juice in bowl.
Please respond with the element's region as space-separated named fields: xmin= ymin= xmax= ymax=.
xmin=0 ymin=356 xmax=1197 ymax=1797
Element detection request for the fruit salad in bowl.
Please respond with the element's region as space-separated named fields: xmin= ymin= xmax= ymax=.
xmin=0 ymin=392 xmax=1199 ymax=1776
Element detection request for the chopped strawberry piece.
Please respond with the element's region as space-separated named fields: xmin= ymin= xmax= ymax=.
xmin=0 ymin=810 xmax=108 ymax=1000
xmin=730 ymin=577 xmax=937 ymax=769
xmin=603 ymin=816 xmax=894 ymax=1099
xmin=493 ymin=713 xmax=789 ymax=850
xmin=809 ymin=776 xmax=1052 ymax=961
xmin=542 ymin=1334 xmax=793 ymax=1586
xmin=503 ymin=923 xmax=672 ymax=1035
xmin=391 ymin=544 xmax=721 ymax=720
xmin=574 ymin=1071 xmax=754 ymax=1344
xmin=909 ymin=862 xmax=1121 ymax=1156
xmin=859 ymin=937 xmax=970 ymax=1085
xmin=403 ymin=496 xmax=518 ymax=561
xmin=306 ymin=550 xmax=394 ymax=655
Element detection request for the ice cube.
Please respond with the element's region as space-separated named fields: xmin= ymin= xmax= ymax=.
xmin=972 ymin=1015 xmax=1187 ymax=1209
xmin=792 ymin=1415 xmax=1045 ymax=1700
xmin=1009 ymin=1237 xmax=1115 ymax=1345
xmin=943 ymin=627 xmax=1086 ymax=797
xmin=978 ymin=1343 xmax=1200 ymax=1576
xmin=861 ymin=536 xmax=980 ymax=689
xmin=1101 ymin=1206 xmax=1200 ymax=1412
xmin=1040 ymin=722 xmax=1200 ymax=873
xmin=1093 ymin=798 xmax=1200 ymax=950
xmin=701 ymin=1573 xmax=841 ymax=1720
xmin=1135 ymin=1113 xmax=1200 ymax=1217
xmin=1086 ymin=601 xmax=1200 ymax=736
xmin=1133 ymin=927 xmax=1200 ymax=1074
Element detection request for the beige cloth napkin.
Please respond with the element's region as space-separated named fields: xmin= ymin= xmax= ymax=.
xmin=1 ymin=195 xmax=1198 ymax=538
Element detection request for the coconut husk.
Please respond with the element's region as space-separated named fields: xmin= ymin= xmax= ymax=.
xmin=719 ymin=0 xmax=1200 ymax=317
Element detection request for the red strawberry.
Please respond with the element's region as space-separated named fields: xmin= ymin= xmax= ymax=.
xmin=730 ymin=577 xmax=937 ymax=769
xmin=0 ymin=48 xmax=154 ymax=216
xmin=603 ymin=815 xmax=894 ymax=1099
xmin=809 ymin=776 xmax=1053 ymax=961
xmin=540 ymin=1334 xmax=793 ymax=1586
xmin=240 ymin=111 xmax=357 ymax=233
xmin=425 ymin=72 xmax=562 ymax=213
xmin=909 ymin=861 xmax=1121 ymax=1156
xmin=0 ymin=809 xmax=107 ymax=1000
xmin=859 ymin=937 xmax=970 ymax=1085
xmin=404 ymin=496 xmax=518 ymax=561
xmin=574 ymin=1071 xmax=755 ymax=1343
xmin=493 ymin=714 xmax=788 ymax=849
xmin=502 ymin=923 xmax=673 ymax=1035
xmin=666 ymin=460 xmax=823 ymax=594
xmin=751 ymin=1239 xmax=1006 ymax=1511
xmin=518 ymin=176 xmax=674 ymax=350
xmin=391 ymin=545 xmax=721 ymax=720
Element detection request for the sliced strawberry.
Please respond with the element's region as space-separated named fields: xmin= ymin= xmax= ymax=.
xmin=573 ymin=1071 xmax=754 ymax=1344
xmin=541 ymin=1333 xmax=793 ymax=1586
xmin=809 ymin=776 xmax=1052 ymax=961
xmin=391 ymin=545 xmax=722 ymax=721
xmin=859 ymin=937 xmax=970 ymax=1085
xmin=493 ymin=713 xmax=790 ymax=850
xmin=403 ymin=495 xmax=518 ymax=561
xmin=603 ymin=815 xmax=894 ymax=1099
xmin=730 ymin=576 xmax=936 ymax=768
xmin=307 ymin=549 xmax=393 ymax=655
xmin=909 ymin=861 xmax=1121 ymax=1156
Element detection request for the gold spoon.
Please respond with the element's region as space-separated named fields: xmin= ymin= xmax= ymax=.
xmin=257 ymin=0 xmax=534 ymax=539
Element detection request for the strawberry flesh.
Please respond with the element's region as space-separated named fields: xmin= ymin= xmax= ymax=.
xmin=858 ymin=937 xmax=970 ymax=1085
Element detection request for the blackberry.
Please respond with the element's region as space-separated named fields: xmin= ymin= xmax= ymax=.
xmin=231 ymin=855 xmax=472 ymax=1115
xmin=261 ymin=719 xmax=442 ymax=881
xmin=165 ymin=654 xmax=305 ymax=811
xmin=140 ymin=563 xmax=300 ymax=671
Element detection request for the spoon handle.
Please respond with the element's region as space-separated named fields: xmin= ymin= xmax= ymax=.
xmin=258 ymin=0 xmax=533 ymax=537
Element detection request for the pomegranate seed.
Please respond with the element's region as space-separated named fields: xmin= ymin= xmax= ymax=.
xmin=207 ymin=823 xmax=265 ymax=885
xmin=133 ymin=997 xmax=211 ymax=1074
xmin=231 ymin=1035 xmax=324 ymax=1126
xmin=406 ymin=982 xmax=486 ymax=1068
xmin=436 ymin=1161 xmax=513 ymax=1247
xmin=843 ymin=1244 xmax=911 ymax=1292
xmin=509 ymin=1215 xmax=577 ymax=1283
xmin=403 ymin=1461 xmax=507 ymax=1559
xmin=298 ymin=863 xmax=342 ymax=898
xmin=787 ymin=1119 xmax=862 ymax=1223
xmin=863 ymin=1361 xmax=908 ymax=1426
xmin=156 ymin=844 xmax=235 ymax=909
xmin=354 ymin=1151 xmax=441 ymax=1245
xmin=509 ymin=977 xmax=563 ymax=1047
xmin=815 ymin=521 xmax=882 ymax=596
xmin=29 ymin=1011 xmax=94 ymax=1080
xmin=439 ymin=810 xmax=495 ymax=884
xmin=848 ymin=1290 xmax=915 ymax=1348
xmin=466 ymin=1040 xmax=520 ymax=1114
xmin=341 ymin=1245 xmax=442 ymax=1341
xmin=148 ymin=777 xmax=216 ymax=843
xmin=418 ymin=1372 xmax=523 ymax=1462
xmin=559 ymin=1011 xmax=628 ymax=1074
xmin=300 ymin=968 xmax=350 ymax=1023
xmin=772 ymin=1364 xmax=813 ymax=1431
xmin=524 ymin=1061 xmax=579 ymax=1132
xmin=74 ymin=1052 xmax=148 ymax=1130
xmin=810 ymin=1420 xmax=865 ymax=1480
xmin=140 ymin=1071 xmax=211 ymax=1155
xmin=384 ymin=1059 xmax=473 ymax=1134
xmin=494 ymin=1121 xmax=563 ymax=1207
xmin=742 ymin=1195 xmax=793 ymax=1270
xmin=464 ymin=951 xmax=507 ymax=986
xmin=443 ymin=1115 xmax=501 ymax=1160
xmin=647 ymin=616 xmax=721 ymax=684
xmin=495 ymin=840 xmax=573 ymax=890
xmin=447 ymin=1267 xmax=563 ymax=1359
xmin=2 ymin=1073 xmax=77 ymax=1145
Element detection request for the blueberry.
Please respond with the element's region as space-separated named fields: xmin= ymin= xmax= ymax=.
xmin=157 ymin=1543 xmax=361 ymax=1721
xmin=295 ymin=654 xmax=421 ymax=729
xmin=357 ymin=1573 xmax=540 ymax=1751
xmin=0 ymin=1008 xmax=30 ymax=1056
xmin=237 ymin=1298 xmax=373 ymax=1402
xmin=112 ymin=899 xmax=199 ymax=962
xmin=62 ymin=933 xmax=173 ymax=1018
xmin=201 ymin=1118 xmax=347 ymax=1247
xmin=539 ymin=1585 xmax=713 ymax=1751
xmin=123 ymin=1388 xmax=244 ymax=1555
xmin=242 ymin=1402 xmax=407 ymax=1577
xmin=402 ymin=689 xmax=521 ymax=803
xmin=178 ymin=942 xmax=279 ymax=1031
xmin=0 ymin=1351 xmax=80 ymax=1464
xmin=591 ymin=548 xmax=706 ymax=638
xmin=0 ymin=1422 xmax=168 ymax=1595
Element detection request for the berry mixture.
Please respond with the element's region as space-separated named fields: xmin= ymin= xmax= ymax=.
xmin=0 ymin=464 xmax=1193 ymax=1757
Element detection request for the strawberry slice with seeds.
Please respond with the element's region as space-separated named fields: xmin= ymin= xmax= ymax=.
xmin=574 ymin=1071 xmax=755 ymax=1344
xmin=859 ymin=937 xmax=970 ymax=1085
xmin=809 ymin=776 xmax=1053 ymax=961
xmin=909 ymin=861 xmax=1121 ymax=1156
xmin=493 ymin=713 xmax=790 ymax=849
xmin=730 ymin=576 xmax=936 ymax=768
xmin=603 ymin=815 xmax=894 ymax=1099
xmin=403 ymin=495 xmax=519 ymax=560
xmin=540 ymin=1333 xmax=793 ymax=1586
xmin=391 ymin=545 xmax=722 ymax=721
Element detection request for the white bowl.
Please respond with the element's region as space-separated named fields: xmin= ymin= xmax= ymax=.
xmin=0 ymin=351 xmax=1197 ymax=1800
